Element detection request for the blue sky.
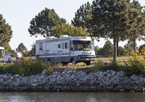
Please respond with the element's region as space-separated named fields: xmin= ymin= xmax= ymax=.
xmin=0 ymin=0 xmax=145 ymax=52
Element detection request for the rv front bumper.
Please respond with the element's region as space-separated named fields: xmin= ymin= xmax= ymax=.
xmin=76 ymin=55 xmax=96 ymax=62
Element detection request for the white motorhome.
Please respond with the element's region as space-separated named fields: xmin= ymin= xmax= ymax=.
xmin=36 ymin=35 xmax=96 ymax=65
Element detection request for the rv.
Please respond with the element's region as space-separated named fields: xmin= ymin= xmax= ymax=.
xmin=36 ymin=35 xmax=96 ymax=65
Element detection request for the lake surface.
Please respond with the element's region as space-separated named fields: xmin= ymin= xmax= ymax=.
xmin=0 ymin=92 xmax=145 ymax=102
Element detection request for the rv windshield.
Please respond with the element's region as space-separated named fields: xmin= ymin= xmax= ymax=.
xmin=73 ymin=41 xmax=93 ymax=51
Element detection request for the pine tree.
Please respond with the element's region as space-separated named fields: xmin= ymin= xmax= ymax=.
xmin=71 ymin=2 xmax=93 ymax=36
xmin=16 ymin=43 xmax=27 ymax=56
xmin=28 ymin=8 xmax=66 ymax=38
xmin=91 ymin=0 xmax=130 ymax=62
xmin=125 ymin=0 xmax=145 ymax=53
xmin=0 ymin=14 xmax=12 ymax=47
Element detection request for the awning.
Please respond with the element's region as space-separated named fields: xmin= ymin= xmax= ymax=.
xmin=0 ymin=46 xmax=4 ymax=50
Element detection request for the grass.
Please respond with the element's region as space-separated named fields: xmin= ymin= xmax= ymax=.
xmin=95 ymin=56 xmax=129 ymax=62
xmin=0 ymin=55 xmax=133 ymax=76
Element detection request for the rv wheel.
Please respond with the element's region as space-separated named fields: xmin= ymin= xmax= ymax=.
xmin=70 ymin=58 xmax=76 ymax=64
xmin=86 ymin=61 xmax=91 ymax=65
xmin=48 ymin=59 xmax=51 ymax=63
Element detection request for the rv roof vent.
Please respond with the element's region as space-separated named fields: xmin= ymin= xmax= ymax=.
xmin=46 ymin=36 xmax=56 ymax=39
xmin=59 ymin=35 xmax=68 ymax=38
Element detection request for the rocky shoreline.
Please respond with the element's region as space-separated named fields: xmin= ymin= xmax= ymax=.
xmin=0 ymin=70 xmax=145 ymax=91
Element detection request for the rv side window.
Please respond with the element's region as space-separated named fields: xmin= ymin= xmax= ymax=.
xmin=65 ymin=42 xmax=68 ymax=49
xmin=39 ymin=43 xmax=43 ymax=50
xmin=62 ymin=43 xmax=64 ymax=49
xmin=58 ymin=44 xmax=61 ymax=48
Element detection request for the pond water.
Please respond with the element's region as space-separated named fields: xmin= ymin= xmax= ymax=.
xmin=0 ymin=92 xmax=145 ymax=102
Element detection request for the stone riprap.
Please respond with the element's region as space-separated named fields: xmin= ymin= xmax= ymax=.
xmin=0 ymin=70 xmax=145 ymax=91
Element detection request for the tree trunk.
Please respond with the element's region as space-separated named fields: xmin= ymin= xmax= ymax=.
xmin=117 ymin=38 xmax=119 ymax=56
xmin=133 ymin=38 xmax=136 ymax=53
xmin=113 ymin=37 xmax=117 ymax=63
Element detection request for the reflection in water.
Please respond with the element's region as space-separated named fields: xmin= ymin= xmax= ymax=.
xmin=0 ymin=92 xmax=145 ymax=102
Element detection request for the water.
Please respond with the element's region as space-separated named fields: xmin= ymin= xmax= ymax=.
xmin=0 ymin=92 xmax=145 ymax=102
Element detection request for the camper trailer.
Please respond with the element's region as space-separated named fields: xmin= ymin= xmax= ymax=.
xmin=36 ymin=35 xmax=96 ymax=65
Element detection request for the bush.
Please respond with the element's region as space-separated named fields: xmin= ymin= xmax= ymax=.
xmin=92 ymin=60 xmax=123 ymax=72
xmin=0 ymin=63 xmax=4 ymax=74
xmin=123 ymin=50 xmax=145 ymax=76
xmin=3 ymin=63 xmax=22 ymax=75
xmin=91 ymin=60 xmax=104 ymax=72
xmin=19 ymin=57 xmax=51 ymax=76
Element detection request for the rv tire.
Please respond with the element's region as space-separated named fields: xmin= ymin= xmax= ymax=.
xmin=86 ymin=61 xmax=91 ymax=65
xmin=70 ymin=58 xmax=76 ymax=64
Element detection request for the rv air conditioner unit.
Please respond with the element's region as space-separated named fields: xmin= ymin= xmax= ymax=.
xmin=46 ymin=36 xmax=56 ymax=39
xmin=59 ymin=35 xmax=68 ymax=38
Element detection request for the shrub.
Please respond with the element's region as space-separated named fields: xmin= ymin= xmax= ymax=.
xmin=3 ymin=63 xmax=22 ymax=75
xmin=123 ymin=50 xmax=145 ymax=76
xmin=92 ymin=60 xmax=124 ymax=72
xmin=0 ymin=63 xmax=4 ymax=74
xmin=19 ymin=58 xmax=51 ymax=76
xmin=91 ymin=60 xmax=105 ymax=72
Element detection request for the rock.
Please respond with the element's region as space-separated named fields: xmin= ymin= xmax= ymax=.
xmin=0 ymin=70 xmax=144 ymax=90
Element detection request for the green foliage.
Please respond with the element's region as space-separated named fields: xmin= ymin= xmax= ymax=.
xmin=50 ymin=23 xmax=89 ymax=37
xmin=0 ymin=14 xmax=12 ymax=47
xmin=121 ymin=49 xmax=129 ymax=56
xmin=125 ymin=0 xmax=145 ymax=52
xmin=123 ymin=50 xmax=145 ymax=76
xmin=138 ymin=44 xmax=145 ymax=52
xmin=29 ymin=43 xmax=36 ymax=54
xmin=23 ymin=51 xmax=30 ymax=57
xmin=19 ymin=58 xmax=51 ymax=76
xmin=16 ymin=43 xmax=27 ymax=56
xmin=98 ymin=48 xmax=104 ymax=55
xmin=3 ymin=63 xmax=22 ymax=75
xmin=92 ymin=60 xmax=122 ymax=72
xmin=91 ymin=60 xmax=104 ymax=72
xmin=102 ymin=41 xmax=114 ymax=56
xmin=0 ymin=58 xmax=52 ymax=76
xmin=91 ymin=0 xmax=144 ymax=62
xmin=0 ymin=64 xmax=4 ymax=74
xmin=28 ymin=8 xmax=66 ymax=38
xmin=71 ymin=2 xmax=93 ymax=36
xmin=94 ymin=46 xmax=99 ymax=55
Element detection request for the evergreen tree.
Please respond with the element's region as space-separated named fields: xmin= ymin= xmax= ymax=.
xmin=16 ymin=43 xmax=27 ymax=56
xmin=91 ymin=0 xmax=130 ymax=62
xmin=71 ymin=2 xmax=93 ymax=36
xmin=28 ymin=8 xmax=66 ymax=38
xmin=125 ymin=0 xmax=145 ymax=53
xmin=94 ymin=45 xmax=99 ymax=55
xmin=102 ymin=40 xmax=114 ymax=56
xmin=29 ymin=43 xmax=36 ymax=54
xmin=0 ymin=14 xmax=12 ymax=47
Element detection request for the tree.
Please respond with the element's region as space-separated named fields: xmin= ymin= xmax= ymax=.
xmin=91 ymin=0 xmax=130 ymax=62
xmin=16 ymin=43 xmax=27 ymax=56
xmin=125 ymin=0 xmax=145 ymax=53
xmin=28 ymin=8 xmax=66 ymax=38
xmin=71 ymin=2 xmax=93 ymax=36
xmin=29 ymin=43 xmax=36 ymax=54
xmin=102 ymin=40 xmax=114 ymax=56
xmin=124 ymin=43 xmax=134 ymax=55
xmin=10 ymin=49 xmax=17 ymax=57
xmin=94 ymin=45 xmax=99 ymax=55
xmin=50 ymin=23 xmax=89 ymax=37
xmin=0 ymin=14 xmax=12 ymax=47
